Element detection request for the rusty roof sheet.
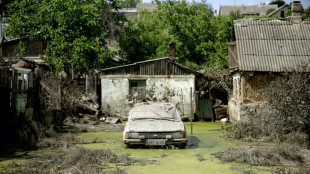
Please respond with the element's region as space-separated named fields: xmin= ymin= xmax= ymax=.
xmin=234 ymin=19 xmax=310 ymax=72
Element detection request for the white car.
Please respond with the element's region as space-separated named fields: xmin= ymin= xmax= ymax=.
xmin=123 ymin=102 xmax=188 ymax=148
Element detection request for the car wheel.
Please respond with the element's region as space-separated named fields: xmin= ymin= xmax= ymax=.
xmin=179 ymin=143 xmax=186 ymax=149
xmin=125 ymin=144 xmax=132 ymax=148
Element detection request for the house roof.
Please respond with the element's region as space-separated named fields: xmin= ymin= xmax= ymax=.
xmin=117 ymin=7 xmax=137 ymax=13
xmin=234 ymin=19 xmax=310 ymax=72
xmin=100 ymin=57 xmax=208 ymax=78
xmin=136 ymin=3 xmax=158 ymax=12
xmin=219 ymin=5 xmax=277 ymax=16
xmin=267 ymin=4 xmax=290 ymax=17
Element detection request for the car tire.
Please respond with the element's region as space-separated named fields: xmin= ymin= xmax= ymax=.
xmin=179 ymin=143 xmax=186 ymax=149
xmin=125 ymin=144 xmax=132 ymax=148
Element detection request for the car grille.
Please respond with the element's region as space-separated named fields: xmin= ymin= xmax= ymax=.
xmin=138 ymin=132 xmax=182 ymax=139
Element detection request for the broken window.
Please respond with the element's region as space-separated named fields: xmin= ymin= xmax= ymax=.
xmin=129 ymin=80 xmax=146 ymax=101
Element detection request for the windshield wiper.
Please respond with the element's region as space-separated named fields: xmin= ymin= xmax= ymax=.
xmin=132 ymin=117 xmax=160 ymax=121
xmin=159 ymin=118 xmax=178 ymax=121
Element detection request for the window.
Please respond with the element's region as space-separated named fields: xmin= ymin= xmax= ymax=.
xmin=129 ymin=80 xmax=146 ymax=100
xmin=280 ymin=11 xmax=284 ymax=18
xmin=129 ymin=80 xmax=146 ymax=89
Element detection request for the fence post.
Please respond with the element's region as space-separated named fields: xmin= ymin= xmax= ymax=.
xmin=190 ymin=87 xmax=193 ymax=135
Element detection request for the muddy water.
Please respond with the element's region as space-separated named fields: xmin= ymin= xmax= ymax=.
xmin=78 ymin=122 xmax=271 ymax=174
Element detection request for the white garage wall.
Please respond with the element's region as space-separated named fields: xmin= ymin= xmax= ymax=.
xmin=101 ymin=75 xmax=195 ymax=117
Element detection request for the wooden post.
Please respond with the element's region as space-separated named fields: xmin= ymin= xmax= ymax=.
xmin=190 ymin=87 xmax=193 ymax=135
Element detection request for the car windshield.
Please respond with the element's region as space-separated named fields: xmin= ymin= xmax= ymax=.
xmin=130 ymin=103 xmax=180 ymax=121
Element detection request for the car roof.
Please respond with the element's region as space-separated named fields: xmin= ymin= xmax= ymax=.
xmin=130 ymin=102 xmax=176 ymax=119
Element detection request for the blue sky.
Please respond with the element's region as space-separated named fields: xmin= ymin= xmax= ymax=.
xmin=142 ymin=0 xmax=310 ymax=14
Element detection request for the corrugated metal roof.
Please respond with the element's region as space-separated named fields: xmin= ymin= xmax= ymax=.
xmin=234 ymin=19 xmax=310 ymax=72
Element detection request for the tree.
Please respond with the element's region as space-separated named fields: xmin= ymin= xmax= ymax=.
xmin=0 ymin=0 xmax=16 ymax=16
xmin=268 ymin=0 xmax=286 ymax=7
xmin=120 ymin=0 xmax=235 ymax=71
xmin=6 ymin=0 xmax=121 ymax=73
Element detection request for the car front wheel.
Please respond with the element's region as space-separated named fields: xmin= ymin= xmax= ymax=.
xmin=179 ymin=143 xmax=186 ymax=149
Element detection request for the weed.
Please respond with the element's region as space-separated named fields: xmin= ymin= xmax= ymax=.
xmin=1 ymin=146 xmax=151 ymax=174
xmin=213 ymin=145 xmax=305 ymax=167
xmin=195 ymin=153 xmax=206 ymax=162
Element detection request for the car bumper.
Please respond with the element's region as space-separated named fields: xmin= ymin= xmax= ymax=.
xmin=123 ymin=138 xmax=188 ymax=145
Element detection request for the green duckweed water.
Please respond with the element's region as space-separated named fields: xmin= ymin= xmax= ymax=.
xmin=0 ymin=122 xmax=274 ymax=173
xmin=78 ymin=122 xmax=272 ymax=174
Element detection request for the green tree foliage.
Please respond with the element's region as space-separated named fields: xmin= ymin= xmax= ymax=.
xmin=120 ymin=0 xmax=235 ymax=71
xmin=6 ymin=0 xmax=121 ymax=73
xmin=119 ymin=0 xmax=141 ymax=7
xmin=0 ymin=0 xmax=14 ymax=15
xmin=268 ymin=0 xmax=286 ymax=7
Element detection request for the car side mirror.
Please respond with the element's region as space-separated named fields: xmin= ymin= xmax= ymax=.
xmin=181 ymin=116 xmax=189 ymax=121
xmin=122 ymin=116 xmax=128 ymax=121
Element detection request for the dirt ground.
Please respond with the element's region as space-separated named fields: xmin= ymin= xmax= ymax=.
xmin=0 ymin=121 xmax=308 ymax=174
xmin=60 ymin=115 xmax=125 ymax=133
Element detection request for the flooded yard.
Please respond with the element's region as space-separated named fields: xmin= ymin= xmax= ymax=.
xmin=0 ymin=122 xmax=276 ymax=174
xmin=78 ymin=122 xmax=271 ymax=174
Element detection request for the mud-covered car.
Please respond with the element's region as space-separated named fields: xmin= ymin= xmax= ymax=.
xmin=123 ymin=102 xmax=187 ymax=148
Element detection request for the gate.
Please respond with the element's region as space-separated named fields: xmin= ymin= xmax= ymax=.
xmin=198 ymin=99 xmax=214 ymax=121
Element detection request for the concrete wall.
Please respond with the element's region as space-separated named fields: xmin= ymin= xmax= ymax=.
xmin=101 ymin=75 xmax=195 ymax=116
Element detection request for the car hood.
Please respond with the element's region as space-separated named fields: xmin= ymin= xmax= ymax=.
xmin=127 ymin=119 xmax=184 ymax=132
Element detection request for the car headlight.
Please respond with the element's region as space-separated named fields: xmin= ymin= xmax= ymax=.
xmin=125 ymin=132 xmax=139 ymax=139
xmin=171 ymin=132 xmax=183 ymax=139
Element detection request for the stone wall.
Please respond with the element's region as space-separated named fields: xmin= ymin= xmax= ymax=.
xmin=228 ymin=101 xmax=273 ymax=122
